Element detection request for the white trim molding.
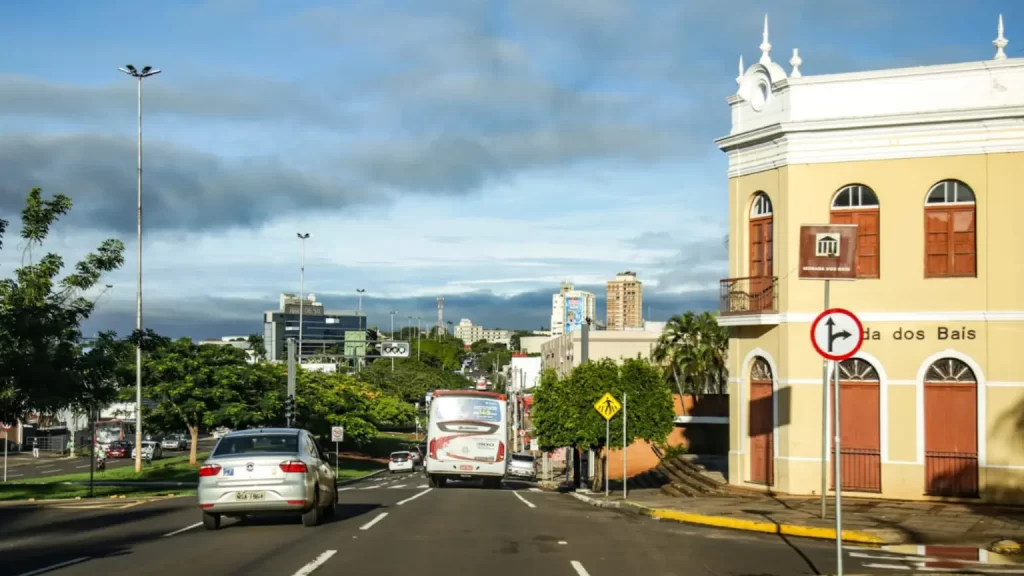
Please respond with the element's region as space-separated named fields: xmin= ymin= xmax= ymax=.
xmin=675 ymin=416 xmax=729 ymax=425
xmin=718 ymin=310 xmax=1024 ymax=327
xmin=913 ymin=349 xmax=987 ymax=467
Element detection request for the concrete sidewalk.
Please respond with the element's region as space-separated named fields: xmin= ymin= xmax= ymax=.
xmin=567 ymin=487 xmax=1024 ymax=549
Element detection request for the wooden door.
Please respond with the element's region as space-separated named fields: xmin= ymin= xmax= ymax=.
xmin=924 ymin=380 xmax=978 ymax=497
xmin=748 ymin=358 xmax=774 ymax=486
xmin=748 ymin=217 xmax=774 ymax=312
xmin=830 ymin=380 xmax=881 ymax=492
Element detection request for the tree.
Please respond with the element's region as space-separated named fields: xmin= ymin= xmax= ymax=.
xmin=0 ymin=189 xmax=125 ymax=422
xmin=509 ymin=333 xmax=522 ymax=351
xmin=294 ymin=370 xmax=416 ymax=446
xmin=652 ymin=311 xmax=729 ymax=411
xmin=143 ymin=338 xmax=279 ymax=464
xmin=531 ymin=358 xmax=675 ymax=488
xmin=247 ymin=333 xmax=267 ymax=362
xmin=357 ymin=358 xmax=468 ymax=404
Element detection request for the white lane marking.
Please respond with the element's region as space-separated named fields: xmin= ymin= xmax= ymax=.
xmin=396 ymin=488 xmax=432 ymax=506
xmin=529 ymin=488 xmax=542 ymax=492
xmin=39 ymin=468 xmax=61 ymax=474
xmin=291 ymin=550 xmax=337 ymax=576
xmin=76 ymin=464 xmax=91 ymax=469
xmin=558 ymin=541 xmax=568 ymax=545
xmin=337 ymin=487 xmax=354 ymax=492
xmin=359 ymin=512 xmax=388 ymax=531
xmin=163 ymin=522 xmax=202 ymax=537
xmin=14 ymin=557 xmax=91 ymax=576
xmin=361 ymin=485 xmax=381 ymax=490
xmin=513 ymin=491 xmax=536 ymax=509
xmin=7 ymin=473 xmax=23 ymax=478
xmin=570 ymin=561 xmax=591 ymax=576
xmin=416 ymin=484 xmax=429 ymax=488
xmin=389 ymin=484 xmax=407 ymax=489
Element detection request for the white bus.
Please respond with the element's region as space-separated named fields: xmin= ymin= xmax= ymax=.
xmin=425 ymin=390 xmax=508 ymax=489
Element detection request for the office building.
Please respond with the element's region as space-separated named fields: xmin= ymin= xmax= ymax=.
xmin=454 ymin=318 xmax=512 ymax=347
xmin=605 ymin=272 xmax=643 ymax=330
xmin=550 ymin=282 xmax=596 ymax=336
xmin=263 ymin=293 xmax=367 ymax=362
xmin=717 ymin=18 xmax=1023 ymax=502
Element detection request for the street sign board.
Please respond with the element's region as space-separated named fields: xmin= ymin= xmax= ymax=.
xmin=810 ymin=308 xmax=864 ymax=361
xmin=593 ymin=393 xmax=622 ymax=421
xmin=331 ymin=426 xmax=345 ymax=442
xmin=380 ymin=342 xmax=411 ymax=358
xmin=798 ymin=225 xmax=858 ymax=280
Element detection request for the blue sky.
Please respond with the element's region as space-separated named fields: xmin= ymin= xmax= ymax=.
xmin=0 ymin=0 xmax=1020 ymax=338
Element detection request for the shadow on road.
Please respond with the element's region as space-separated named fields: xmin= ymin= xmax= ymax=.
xmin=225 ymin=503 xmax=383 ymax=529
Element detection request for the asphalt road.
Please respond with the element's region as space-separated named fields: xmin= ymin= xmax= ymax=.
xmin=2 ymin=472 xmax=1018 ymax=576
xmin=3 ymin=439 xmax=216 ymax=480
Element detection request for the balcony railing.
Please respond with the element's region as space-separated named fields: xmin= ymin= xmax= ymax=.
xmin=719 ymin=276 xmax=778 ymax=315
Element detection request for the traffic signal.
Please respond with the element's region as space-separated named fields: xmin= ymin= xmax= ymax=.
xmin=284 ymin=395 xmax=296 ymax=424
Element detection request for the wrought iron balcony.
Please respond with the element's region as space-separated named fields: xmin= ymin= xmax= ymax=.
xmin=718 ymin=276 xmax=778 ymax=315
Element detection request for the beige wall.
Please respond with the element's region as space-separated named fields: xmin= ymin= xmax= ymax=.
xmin=519 ymin=335 xmax=551 ymax=355
xmin=541 ymin=330 xmax=660 ymax=377
xmin=725 ymin=152 xmax=1024 ymax=503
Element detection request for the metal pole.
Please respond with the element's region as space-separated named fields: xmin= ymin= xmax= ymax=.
xmin=821 ymin=279 xmax=830 ymax=518
xmin=605 ymin=417 xmax=610 ymax=497
xmin=390 ymin=311 xmax=395 ymax=371
xmin=623 ymin=392 xmax=628 ymax=499
xmin=335 ymin=441 xmax=339 ymax=477
xmin=287 ymin=338 xmax=296 ymax=427
xmin=3 ymin=429 xmax=7 ymax=483
xmin=417 ymin=318 xmax=421 ymax=361
xmin=834 ymin=359 xmax=844 ymax=576
xmin=298 ymin=236 xmax=306 ymax=364
xmin=89 ymin=412 xmax=95 ymax=497
xmin=134 ymin=75 xmax=144 ymax=474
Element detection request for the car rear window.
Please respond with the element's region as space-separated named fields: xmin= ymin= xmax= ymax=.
xmin=511 ymin=454 xmax=535 ymax=462
xmin=213 ymin=434 xmax=299 ymax=456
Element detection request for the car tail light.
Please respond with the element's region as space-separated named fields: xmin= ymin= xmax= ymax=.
xmin=279 ymin=461 xmax=307 ymax=473
xmin=198 ymin=464 xmax=221 ymax=477
xmin=496 ymin=441 xmax=505 ymax=463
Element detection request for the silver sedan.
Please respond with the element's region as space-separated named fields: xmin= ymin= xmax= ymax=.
xmin=197 ymin=428 xmax=337 ymax=529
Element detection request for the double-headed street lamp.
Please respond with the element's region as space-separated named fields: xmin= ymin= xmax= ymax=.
xmin=297 ymin=233 xmax=310 ymax=363
xmin=118 ymin=64 xmax=160 ymax=474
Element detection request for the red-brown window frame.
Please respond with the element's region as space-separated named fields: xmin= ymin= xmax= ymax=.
xmin=830 ymin=184 xmax=880 ymax=279
xmin=924 ymin=180 xmax=977 ymax=279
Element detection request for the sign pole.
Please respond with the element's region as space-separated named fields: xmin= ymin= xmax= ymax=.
xmin=2 ymin=428 xmax=7 ymax=483
xmin=335 ymin=440 xmax=339 ymax=477
xmin=834 ymin=358 xmax=844 ymax=576
xmin=821 ymin=279 xmax=830 ymax=519
xmin=622 ymin=392 xmax=628 ymax=499
xmin=605 ymin=416 xmax=610 ymax=498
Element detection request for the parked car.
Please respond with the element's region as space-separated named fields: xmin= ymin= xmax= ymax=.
xmin=505 ymin=453 xmax=537 ymax=481
xmin=388 ymin=451 xmax=414 ymax=474
xmin=197 ymin=428 xmax=337 ymax=530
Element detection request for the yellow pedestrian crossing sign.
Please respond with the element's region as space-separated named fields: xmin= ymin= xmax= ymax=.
xmin=594 ymin=392 xmax=622 ymax=420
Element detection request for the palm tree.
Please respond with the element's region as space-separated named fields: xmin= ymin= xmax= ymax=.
xmin=652 ymin=311 xmax=730 ymax=411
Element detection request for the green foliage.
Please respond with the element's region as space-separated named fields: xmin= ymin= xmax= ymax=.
xmin=652 ymin=311 xmax=729 ymax=401
xmin=247 ymin=334 xmax=267 ymax=362
xmin=358 ymin=358 xmax=469 ymax=404
xmin=0 ymin=189 xmax=125 ymax=421
xmin=478 ymin=348 xmax=513 ymax=374
xmin=410 ymin=336 xmax=466 ymax=370
xmin=531 ymin=358 xmax=675 ymax=453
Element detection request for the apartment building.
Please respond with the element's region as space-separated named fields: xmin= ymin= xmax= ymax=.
xmin=605 ymin=272 xmax=643 ymax=330
xmin=454 ymin=318 xmax=512 ymax=347
xmin=717 ymin=18 xmax=1024 ymax=503
xmin=550 ymin=282 xmax=596 ymax=336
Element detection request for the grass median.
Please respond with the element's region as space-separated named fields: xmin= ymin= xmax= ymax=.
xmin=0 ymin=451 xmax=383 ymax=502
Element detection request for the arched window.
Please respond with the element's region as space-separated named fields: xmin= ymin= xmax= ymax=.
xmin=924 ymin=180 xmax=976 ymax=278
xmin=925 ymin=357 xmax=976 ymax=382
xmin=830 ymin=184 xmax=880 ymax=278
xmin=751 ymin=357 xmax=773 ymax=381
xmin=837 ymin=358 xmax=880 ymax=381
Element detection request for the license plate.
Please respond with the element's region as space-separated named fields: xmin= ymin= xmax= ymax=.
xmin=460 ymin=464 xmax=473 ymax=471
xmin=223 ymin=468 xmax=234 ymax=477
xmin=235 ymin=491 xmax=265 ymax=501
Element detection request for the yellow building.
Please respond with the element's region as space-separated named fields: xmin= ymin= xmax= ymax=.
xmin=716 ymin=17 xmax=1024 ymax=503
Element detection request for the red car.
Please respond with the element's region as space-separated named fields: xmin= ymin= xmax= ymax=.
xmin=105 ymin=441 xmax=132 ymax=458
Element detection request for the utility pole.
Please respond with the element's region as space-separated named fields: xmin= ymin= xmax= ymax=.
xmin=119 ymin=63 xmax=161 ymax=474
xmin=356 ymin=288 xmax=365 ymax=372
xmin=389 ymin=311 xmax=396 ymax=371
xmin=416 ymin=317 xmax=422 ymax=361
xmin=297 ymin=233 xmax=310 ymax=365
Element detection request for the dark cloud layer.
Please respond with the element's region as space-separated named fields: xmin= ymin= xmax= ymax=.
xmin=82 ymin=287 xmax=718 ymax=341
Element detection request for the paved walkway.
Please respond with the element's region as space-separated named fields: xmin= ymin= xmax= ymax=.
xmin=567 ymin=487 xmax=1024 ymax=547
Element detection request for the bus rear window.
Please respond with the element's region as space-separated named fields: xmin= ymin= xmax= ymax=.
xmin=433 ymin=397 xmax=502 ymax=423
xmin=214 ymin=434 xmax=299 ymax=456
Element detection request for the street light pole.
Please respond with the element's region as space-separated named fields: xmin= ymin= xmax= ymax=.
xmin=297 ymin=233 xmax=310 ymax=364
xmin=389 ymin=311 xmax=396 ymax=372
xmin=356 ymin=288 xmax=366 ymax=372
xmin=417 ymin=317 xmax=422 ymax=361
xmin=119 ymin=63 xmax=160 ymax=475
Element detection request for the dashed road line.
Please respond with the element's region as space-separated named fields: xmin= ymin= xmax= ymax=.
xmin=513 ymin=491 xmax=536 ymax=509
xmin=416 ymin=484 xmax=429 ymax=488
xmin=359 ymin=512 xmax=388 ymax=530
xmin=14 ymin=557 xmax=90 ymax=576
xmin=337 ymin=487 xmax=354 ymax=492
xmin=291 ymin=550 xmax=337 ymax=576
xmin=76 ymin=464 xmax=91 ymax=469
xmin=529 ymin=487 xmax=542 ymax=492
xmin=361 ymin=485 xmax=381 ymax=490
xmin=163 ymin=522 xmax=202 ymax=537
xmin=570 ymin=560 xmax=591 ymax=576
xmin=396 ymin=488 xmax=432 ymax=506
xmin=389 ymin=484 xmax=407 ymax=489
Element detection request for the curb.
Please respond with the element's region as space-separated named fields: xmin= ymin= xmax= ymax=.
xmin=568 ymin=492 xmax=888 ymax=544
xmin=63 ymin=480 xmax=198 ymax=488
xmin=338 ymin=468 xmax=387 ymax=486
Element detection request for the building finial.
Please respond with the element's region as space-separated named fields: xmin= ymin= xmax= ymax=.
xmin=736 ymin=55 xmax=745 ymax=85
xmin=759 ymin=14 xmax=772 ymax=65
xmin=789 ymin=48 xmax=803 ymax=78
xmin=994 ymin=14 xmax=1008 ymax=60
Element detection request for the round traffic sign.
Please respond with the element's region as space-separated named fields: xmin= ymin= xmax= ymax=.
xmin=810 ymin=308 xmax=864 ymax=361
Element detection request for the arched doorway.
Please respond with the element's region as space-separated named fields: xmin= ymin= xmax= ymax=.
xmin=831 ymin=358 xmax=881 ymax=492
xmin=748 ymin=357 xmax=774 ymax=485
xmin=748 ymin=192 xmax=774 ymax=312
xmin=924 ymin=358 xmax=978 ymax=497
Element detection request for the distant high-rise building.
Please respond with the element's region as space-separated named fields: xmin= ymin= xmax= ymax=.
xmin=605 ymin=271 xmax=643 ymax=331
xmin=550 ymin=282 xmax=596 ymax=336
xmin=263 ymin=293 xmax=367 ymax=362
